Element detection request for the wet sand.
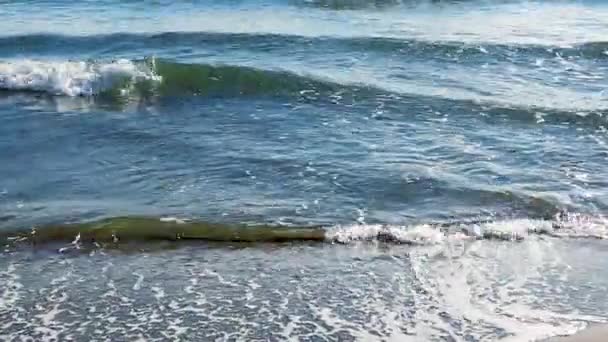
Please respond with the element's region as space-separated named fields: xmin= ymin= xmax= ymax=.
xmin=548 ymin=325 xmax=608 ymax=342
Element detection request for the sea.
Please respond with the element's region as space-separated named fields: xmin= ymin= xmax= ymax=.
xmin=1 ymin=0 xmax=608 ymax=341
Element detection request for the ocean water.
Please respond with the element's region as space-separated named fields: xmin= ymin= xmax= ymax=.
xmin=1 ymin=0 xmax=608 ymax=341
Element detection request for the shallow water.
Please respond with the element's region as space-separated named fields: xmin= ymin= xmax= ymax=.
xmin=1 ymin=0 xmax=608 ymax=340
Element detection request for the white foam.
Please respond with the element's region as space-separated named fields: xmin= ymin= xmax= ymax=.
xmin=151 ymin=286 xmax=165 ymax=301
xmin=159 ymin=217 xmax=188 ymax=224
xmin=553 ymin=213 xmax=608 ymax=240
xmin=133 ymin=273 xmax=144 ymax=291
xmin=0 ymin=59 xmax=159 ymax=96
xmin=468 ymin=218 xmax=555 ymax=241
xmin=403 ymin=232 xmax=599 ymax=342
xmin=325 ymin=216 xmax=607 ymax=245
xmin=326 ymin=223 xmax=444 ymax=245
xmin=471 ymin=215 xmax=607 ymax=241
xmin=0 ymin=263 xmax=22 ymax=312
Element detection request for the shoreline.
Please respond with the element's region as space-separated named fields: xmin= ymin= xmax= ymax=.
xmin=547 ymin=324 xmax=608 ymax=342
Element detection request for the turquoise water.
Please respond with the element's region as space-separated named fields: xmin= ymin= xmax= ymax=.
xmin=1 ymin=1 xmax=608 ymax=341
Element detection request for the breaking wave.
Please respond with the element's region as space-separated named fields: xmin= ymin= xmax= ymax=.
xmin=0 ymin=57 xmax=606 ymax=125
xmin=0 ymin=58 xmax=348 ymax=99
xmin=1 ymin=214 xmax=606 ymax=251
xmin=0 ymin=59 xmax=159 ymax=97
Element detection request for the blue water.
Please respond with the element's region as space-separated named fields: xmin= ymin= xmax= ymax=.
xmin=1 ymin=1 xmax=608 ymax=341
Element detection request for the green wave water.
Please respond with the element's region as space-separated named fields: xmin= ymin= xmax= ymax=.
xmin=2 ymin=217 xmax=326 ymax=246
xmin=147 ymin=59 xmax=344 ymax=97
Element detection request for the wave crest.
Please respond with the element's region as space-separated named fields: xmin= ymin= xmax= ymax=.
xmin=0 ymin=58 xmax=349 ymax=100
xmin=0 ymin=59 xmax=159 ymax=97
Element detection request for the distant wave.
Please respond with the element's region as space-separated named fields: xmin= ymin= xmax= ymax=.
xmin=2 ymin=32 xmax=608 ymax=60
xmin=291 ymin=0 xmax=532 ymax=10
xmin=2 ymin=214 xmax=606 ymax=252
